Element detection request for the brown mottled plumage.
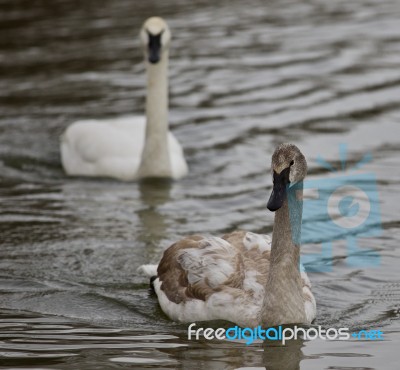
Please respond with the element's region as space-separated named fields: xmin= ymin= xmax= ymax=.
xmin=157 ymin=231 xmax=271 ymax=304
xmin=140 ymin=143 xmax=316 ymax=327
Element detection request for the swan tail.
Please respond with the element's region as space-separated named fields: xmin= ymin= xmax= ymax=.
xmin=137 ymin=264 xmax=158 ymax=291
xmin=137 ymin=264 xmax=158 ymax=277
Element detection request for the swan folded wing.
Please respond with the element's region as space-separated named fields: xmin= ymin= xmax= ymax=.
xmin=157 ymin=235 xmax=239 ymax=304
xmin=155 ymin=231 xmax=272 ymax=326
xmin=157 ymin=231 xmax=271 ymax=304
xmin=64 ymin=118 xmax=145 ymax=162
xmin=300 ymin=268 xmax=317 ymax=323
xmin=61 ymin=116 xmax=146 ymax=180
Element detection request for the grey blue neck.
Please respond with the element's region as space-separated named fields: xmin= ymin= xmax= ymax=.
xmin=269 ymin=192 xmax=301 ymax=276
xmin=270 ymin=184 xmax=303 ymax=266
xmin=260 ymin=184 xmax=306 ymax=326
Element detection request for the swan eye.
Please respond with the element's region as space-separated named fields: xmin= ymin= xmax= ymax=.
xmin=290 ymin=160 xmax=294 ymax=166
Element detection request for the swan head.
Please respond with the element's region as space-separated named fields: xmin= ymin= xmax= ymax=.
xmin=267 ymin=143 xmax=307 ymax=212
xmin=140 ymin=17 xmax=171 ymax=64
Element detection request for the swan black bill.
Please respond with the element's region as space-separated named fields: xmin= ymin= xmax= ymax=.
xmin=148 ymin=31 xmax=162 ymax=64
xmin=267 ymin=167 xmax=291 ymax=212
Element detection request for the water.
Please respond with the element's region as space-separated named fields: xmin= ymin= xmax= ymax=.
xmin=1 ymin=0 xmax=400 ymax=368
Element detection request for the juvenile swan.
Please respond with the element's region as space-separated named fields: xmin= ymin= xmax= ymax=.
xmin=60 ymin=17 xmax=188 ymax=181
xmin=139 ymin=143 xmax=316 ymax=327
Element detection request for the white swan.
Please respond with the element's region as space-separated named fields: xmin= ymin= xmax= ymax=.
xmin=139 ymin=144 xmax=316 ymax=327
xmin=60 ymin=17 xmax=188 ymax=181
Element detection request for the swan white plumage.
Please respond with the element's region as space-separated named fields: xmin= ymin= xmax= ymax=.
xmin=60 ymin=17 xmax=188 ymax=181
xmin=139 ymin=144 xmax=316 ymax=327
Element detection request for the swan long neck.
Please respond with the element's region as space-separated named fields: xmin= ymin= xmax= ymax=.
xmin=260 ymin=184 xmax=306 ymax=326
xmin=138 ymin=51 xmax=172 ymax=178
xmin=269 ymin=194 xmax=301 ymax=273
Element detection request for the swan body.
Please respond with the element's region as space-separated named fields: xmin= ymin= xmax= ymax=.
xmin=139 ymin=144 xmax=316 ymax=327
xmin=61 ymin=116 xmax=187 ymax=181
xmin=60 ymin=17 xmax=188 ymax=181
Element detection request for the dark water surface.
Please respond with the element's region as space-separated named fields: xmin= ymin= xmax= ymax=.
xmin=1 ymin=0 xmax=400 ymax=368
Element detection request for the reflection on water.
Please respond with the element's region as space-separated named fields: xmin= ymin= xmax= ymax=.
xmin=1 ymin=0 xmax=400 ymax=368
xmin=138 ymin=180 xmax=172 ymax=247
xmin=263 ymin=339 xmax=304 ymax=370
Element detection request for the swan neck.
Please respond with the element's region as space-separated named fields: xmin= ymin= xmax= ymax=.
xmin=260 ymin=184 xmax=305 ymax=325
xmin=138 ymin=52 xmax=172 ymax=178
xmin=270 ymin=189 xmax=302 ymax=267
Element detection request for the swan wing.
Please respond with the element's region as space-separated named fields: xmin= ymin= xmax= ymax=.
xmin=60 ymin=116 xmax=146 ymax=181
xmin=300 ymin=266 xmax=317 ymax=323
xmin=154 ymin=231 xmax=272 ymax=327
